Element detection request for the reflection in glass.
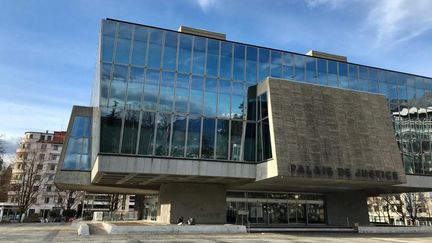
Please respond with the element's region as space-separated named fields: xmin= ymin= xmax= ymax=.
xmin=131 ymin=27 xmax=147 ymax=66
xmin=233 ymin=44 xmax=245 ymax=81
xmin=201 ymin=118 xmax=215 ymax=159
xmin=186 ymin=116 xmax=201 ymax=158
xmin=244 ymin=122 xmax=256 ymax=162
xmin=282 ymin=53 xmax=294 ymax=79
xmin=121 ymin=110 xmax=140 ymax=154
xmin=138 ymin=111 xmax=155 ymax=155
xmin=305 ymin=57 xmax=316 ymax=84
xmin=175 ymin=74 xmax=189 ymax=113
xmin=231 ymin=120 xmax=242 ymax=160
xmin=178 ymin=34 xmax=192 ymax=73
xmin=327 ymin=60 xmax=338 ymax=87
xmin=204 ymin=78 xmax=217 ymax=116
xmin=147 ymin=29 xmax=163 ymax=68
xmin=100 ymin=63 xmax=111 ymax=106
xmin=207 ymin=39 xmax=219 ymax=77
xmin=192 ymin=37 xmax=206 ymax=75
xmin=155 ymin=113 xmax=171 ymax=156
xmin=115 ymin=38 xmax=131 ymax=64
xmin=317 ymin=59 xmax=327 ymax=85
xmin=100 ymin=107 xmax=123 ymax=153
xmin=190 ymin=76 xmax=203 ymax=114
xmin=294 ymin=55 xmax=304 ymax=81
xmin=218 ymin=79 xmax=231 ymax=118
xmin=102 ymin=36 xmax=115 ymax=62
xmin=339 ymin=62 xmax=348 ymax=88
xmin=259 ymin=48 xmax=270 ymax=82
xmin=246 ymin=46 xmax=257 ymax=84
xmin=220 ymin=41 xmax=232 ymax=79
xmin=126 ymin=67 xmax=145 ymax=109
xmin=171 ymin=115 xmax=186 ymax=157
xmin=143 ymin=69 xmax=160 ymax=110
xmin=163 ymin=31 xmax=177 ymax=70
xmin=63 ymin=116 xmax=92 ymax=170
xmin=216 ymin=119 xmax=229 ymax=159
xmin=159 ymin=71 xmax=174 ymax=112
xmin=270 ymin=50 xmax=282 ymax=78
xmin=109 ymin=65 xmax=128 ymax=107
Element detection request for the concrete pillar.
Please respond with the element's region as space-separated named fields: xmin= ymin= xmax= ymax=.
xmin=158 ymin=183 xmax=226 ymax=224
xmin=325 ymin=191 xmax=369 ymax=226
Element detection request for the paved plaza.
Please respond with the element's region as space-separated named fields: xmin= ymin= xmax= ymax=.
xmin=1 ymin=223 xmax=432 ymax=242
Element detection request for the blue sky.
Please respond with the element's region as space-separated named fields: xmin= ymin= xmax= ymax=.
xmin=1 ymin=0 xmax=432 ymax=162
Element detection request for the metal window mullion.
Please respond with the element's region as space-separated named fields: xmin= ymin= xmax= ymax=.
xmin=204 ymin=38 xmax=208 ymax=77
xmin=227 ymin=119 xmax=232 ymax=160
xmin=184 ymin=115 xmax=189 ymax=157
xmin=106 ymin=24 xmax=119 ymax=107
xmin=134 ymin=111 xmax=143 ymax=155
xmin=152 ymin=112 xmax=158 ymax=155
xmin=199 ymin=116 xmax=203 ymax=158
xmin=190 ymin=36 xmax=194 ymax=75
xmin=242 ymin=45 xmax=246 ymax=82
xmin=168 ymin=114 xmax=174 ymax=156
xmin=175 ymin=33 xmax=180 ymax=72
xmin=213 ymin=118 xmax=217 ymax=159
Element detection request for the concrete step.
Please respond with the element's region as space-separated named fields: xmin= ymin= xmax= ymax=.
xmin=248 ymin=227 xmax=357 ymax=233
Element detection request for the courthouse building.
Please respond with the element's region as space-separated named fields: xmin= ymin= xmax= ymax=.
xmin=55 ymin=18 xmax=432 ymax=226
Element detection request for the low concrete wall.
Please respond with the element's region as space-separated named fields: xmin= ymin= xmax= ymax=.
xmin=77 ymin=223 xmax=89 ymax=236
xmin=101 ymin=222 xmax=246 ymax=234
xmin=358 ymin=226 xmax=432 ymax=234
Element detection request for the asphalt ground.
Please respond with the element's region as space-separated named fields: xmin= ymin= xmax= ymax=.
xmin=2 ymin=223 xmax=432 ymax=242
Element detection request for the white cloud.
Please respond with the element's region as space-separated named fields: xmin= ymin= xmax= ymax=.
xmin=306 ymin=0 xmax=347 ymax=9
xmin=367 ymin=0 xmax=432 ymax=47
xmin=196 ymin=0 xmax=217 ymax=12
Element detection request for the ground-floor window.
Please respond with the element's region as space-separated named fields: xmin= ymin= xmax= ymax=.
xmin=226 ymin=191 xmax=325 ymax=225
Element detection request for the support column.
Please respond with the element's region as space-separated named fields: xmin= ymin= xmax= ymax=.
xmin=158 ymin=183 xmax=226 ymax=224
xmin=135 ymin=194 xmax=145 ymax=220
xmin=326 ymin=190 xmax=369 ymax=226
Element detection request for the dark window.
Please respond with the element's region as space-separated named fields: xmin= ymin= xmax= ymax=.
xmin=201 ymin=118 xmax=216 ymax=159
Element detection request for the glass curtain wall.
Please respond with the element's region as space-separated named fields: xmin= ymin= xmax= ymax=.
xmin=97 ymin=19 xmax=432 ymax=175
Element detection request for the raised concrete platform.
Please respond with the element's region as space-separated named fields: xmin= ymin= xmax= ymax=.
xmin=358 ymin=226 xmax=432 ymax=234
xmin=101 ymin=222 xmax=246 ymax=234
xmin=248 ymin=227 xmax=356 ymax=233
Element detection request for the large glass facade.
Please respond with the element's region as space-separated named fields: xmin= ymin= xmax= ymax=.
xmin=62 ymin=116 xmax=92 ymax=170
xmin=98 ymin=19 xmax=432 ymax=175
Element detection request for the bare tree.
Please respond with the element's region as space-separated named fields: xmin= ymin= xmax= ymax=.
xmin=10 ymin=149 xmax=47 ymax=222
xmin=0 ymin=165 xmax=12 ymax=202
xmin=404 ymin=192 xmax=427 ymax=226
xmin=108 ymin=194 xmax=121 ymax=212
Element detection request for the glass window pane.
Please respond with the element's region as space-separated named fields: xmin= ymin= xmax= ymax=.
xmin=100 ymin=63 xmax=112 ymax=106
xmin=190 ymin=76 xmax=203 ymax=114
xmin=204 ymin=78 xmax=217 ymax=116
xmin=206 ymin=39 xmax=219 ymax=77
xmin=232 ymin=95 xmax=244 ymax=119
xmin=147 ymin=29 xmax=163 ymax=68
xmin=121 ymin=110 xmax=140 ymax=154
xmin=244 ymin=122 xmax=256 ymax=162
xmin=159 ymin=71 xmax=175 ymax=112
xmin=186 ymin=116 xmax=201 ymax=158
xmin=317 ymin=59 xmax=327 ymax=85
xmin=260 ymin=93 xmax=268 ymax=119
xmin=178 ymin=34 xmax=192 ymax=73
xmin=155 ymin=113 xmax=171 ymax=156
xmin=233 ymin=44 xmax=245 ymax=81
xmin=282 ymin=53 xmax=294 ymax=79
xmin=294 ymin=55 xmax=305 ymax=81
xmin=102 ymin=36 xmax=115 ymax=62
xmin=246 ymin=46 xmax=258 ymax=84
xmin=201 ymin=118 xmax=216 ymax=159
xmin=175 ymin=74 xmax=190 ymax=113
xmin=218 ymin=79 xmax=231 ymax=118
xmin=163 ymin=31 xmax=178 ymax=70
xmin=126 ymin=67 xmax=145 ymax=109
xmin=349 ymin=64 xmax=361 ymax=91
xmin=305 ymin=57 xmax=316 ymax=84
xmin=339 ymin=62 xmax=348 ymax=88
xmin=109 ymin=65 xmax=128 ymax=107
xmin=138 ymin=111 xmax=155 ymax=155
xmin=100 ymin=107 xmax=123 ymax=153
xmin=171 ymin=115 xmax=186 ymax=157
xmin=270 ymin=50 xmax=282 ymax=78
xmin=143 ymin=70 xmax=160 ymax=110
xmin=328 ymin=60 xmax=338 ymax=87
xmin=230 ymin=120 xmax=242 ymax=161
xmin=220 ymin=41 xmax=233 ymax=79
xmin=102 ymin=20 xmax=116 ymax=36
xmin=192 ymin=37 xmax=206 ymax=75
xmin=216 ymin=119 xmax=229 ymax=160
xmin=259 ymin=48 xmax=270 ymax=82
xmin=118 ymin=23 xmax=133 ymax=39
xmin=262 ymin=119 xmax=272 ymax=160
xmin=115 ymin=38 xmax=131 ymax=64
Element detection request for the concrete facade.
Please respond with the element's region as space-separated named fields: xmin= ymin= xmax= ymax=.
xmin=158 ymin=183 xmax=226 ymax=224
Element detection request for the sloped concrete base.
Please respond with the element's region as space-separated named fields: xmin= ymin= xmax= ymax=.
xmin=101 ymin=222 xmax=246 ymax=234
xmin=358 ymin=226 xmax=432 ymax=234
